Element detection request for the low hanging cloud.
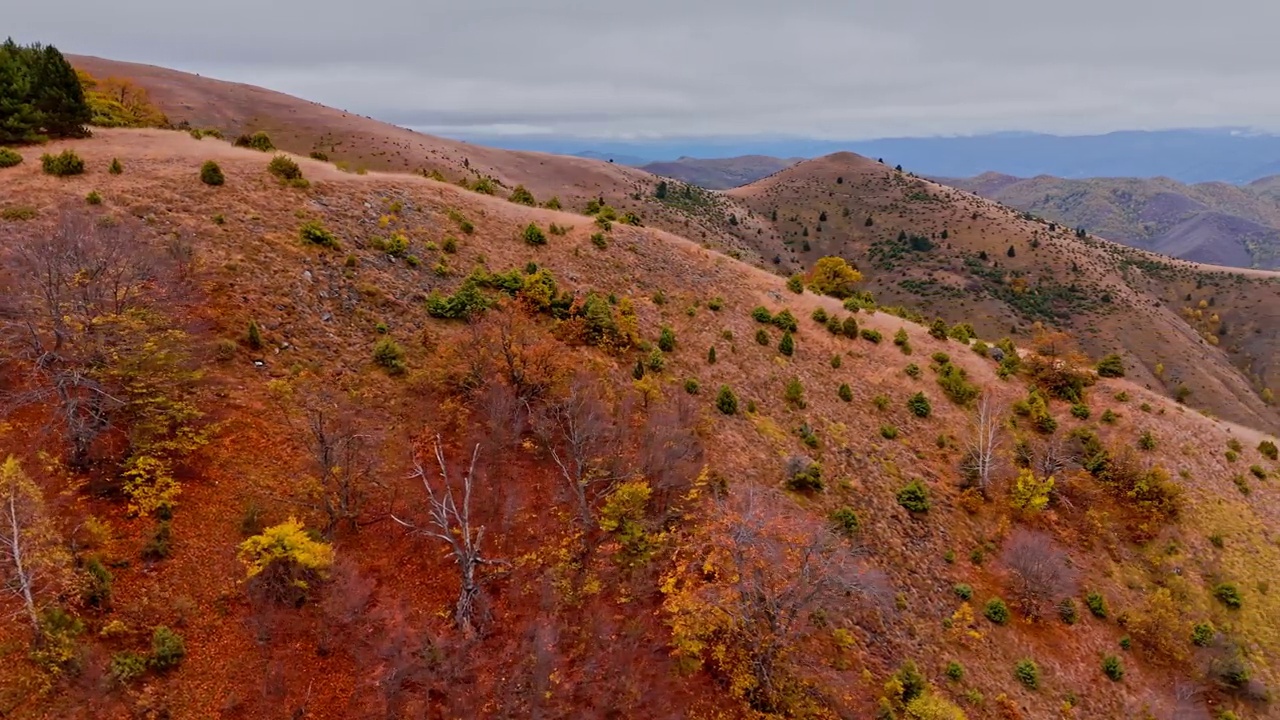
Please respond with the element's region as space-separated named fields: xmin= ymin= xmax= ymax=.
xmin=11 ymin=0 xmax=1280 ymax=139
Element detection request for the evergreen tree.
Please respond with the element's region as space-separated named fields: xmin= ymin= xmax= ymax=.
xmin=31 ymin=44 xmax=90 ymax=137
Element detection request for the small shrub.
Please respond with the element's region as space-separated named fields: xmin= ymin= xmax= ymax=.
xmin=1138 ymin=430 xmax=1157 ymax=450
xmin=235 ymin=131 xmax=275 ymax=151
xmin=1058 ymin=597 xmax=1078 ymax=625
xmin=1085 ymin=592 xmax=1108 ymax=618
xmin=755 ymin=328 xmax=770 ymax=346
xmin=590 ymin=232 xmax=607 ymax=248
xmin=309 ymin=150 xmax=329 ymax=161
xmin=85 ymin=191 xmax=103 ymax=205
xmin=200 ymin=160 xmax=225 ymax=186
xmin=373 ymin=338 xmax=406 ymax=374
xmin=905 ymin=363 xmax=921 ymax=378
xmin=1192 ymin=622 xmax=1216 ymax=647
xmin=0 ymin=147 xmax=23 ymax=168
xmin=896 ymin=479 xmax=929 ymax=512
xmin=300 ymin=221 xmax=339 ymax=249
xmin=508 ymin=184 xmax=536 ymax=205
xmin=246 ymin=321 xmax=264 ymax=350
xmin=267 ymin=154 xmax=303 ymax=181
xmin=945 ymin=661 xmax=965 ymax=682
xmin=1101 ymin=409 xmax=1117 ymax=424
xmin=2 ymin=205 xmax=37 ymax=221
xmin=953 ymin=583 xmax=973 ymax=600
xmin=931 ymin=351 xmax=951 ymax=365
xmin=841 ymin=317 xmax=858 ymax=338
xmin=786 ymin=275 xmax=804 ymax=293
xmin=1070 ymin=403 xmax=1090 ymax=419
xmin=110 ymin=651 xmax=148 ymax=685
xmin=907 ymin=392 xmax=932 ymax=418
xmin=812 ymin=307 xmax=828 ymax=323
xmin=1259 ymin=440 xmax=1278 ymax=461
xmin=784 ymin=377 xmax=806 ymax=408
xmin=716 ymin=386 xmax=738 ymax=415
xmin=1225 ymin=450 xmax=1238 ymax=463
xmin=779 ymin=331 xmax=795 ymax=356
xmin=41 ymin=149 xmax=85 ymax=176
xmin=707 ymin=296 xmax=724 ymax=311
xmin=873 ymin=394 xmax=891 ymax=411
xmin=522 ymin=223 xmax=548 ymax=246
xmin=1096 ymin=354 xmax=1126 ymax=378
xmin=984 ymin=597 xmax=1010 ymax=625
xmin=1102 ymin=655 xmax=1123 ymax=681
xmin=830 ymin=507 xmax=859 ymax=536
xmin=880 ymin=424 xmax=899 ymax=440
xmin=683 ymin=378 xmax=700 ymax=395
xmin=1214 ymin=583 xmax=1242 ymax=609
xmin=771 ymin=310 xmax=798 ymax=333
xmin=1250 ymin=465 xmax=1266 ymax=480
xmin=830 ymin=354 xmax=842 ymax=369
xmin=751 ymin=306 xmax=773 ymax=323
xmin=653 ymin=325 xmax=676 ymax=353
xmin=860 ymin=328 xmax=882 ymax=343
xmin=150 ymin=626 xmax=186 ymax=670
xmin=142 ymin=521 xmax=173 ymax=561
xmin=838 ymin=383 xmax=853 ymax=402
xmin=786 ymin=457 xmax=823 ymax=492
xmin=1014 ymin=659 xmax=1039 ymax=689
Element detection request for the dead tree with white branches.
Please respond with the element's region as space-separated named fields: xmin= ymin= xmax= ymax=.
xmin=961 ymin=391 xmax=1003 ymax=497
xmin=0 ymin=456 xmax=70 ymax=637
xmin=392 ymin=436 xmax=505 ymax=636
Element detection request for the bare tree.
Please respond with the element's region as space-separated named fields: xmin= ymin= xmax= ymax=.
xmin=0 ymin=211 xmax=167 ymax=471
xmin=961 ymin=391 xmax=1002 ymax=496
xmin=667 ymin=488 xmax=889 ymax=714
xmin=298 ymin=392 xmax=378 ymax=538
xmin=0 ymin=456 xmax=70 ymax=636
xmin=533 ymin=373 xmax=625 ymax=526
xmin=638 ymin=394 xmax=704 ymax=513
xmin=1001 ymin=529 xmax=1076 ymax=619
xmin=392 ymin=436 xmax=506 ymax=636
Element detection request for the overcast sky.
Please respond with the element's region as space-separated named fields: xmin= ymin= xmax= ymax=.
xmin=12 ymin=0 xmax=1280 ymax=140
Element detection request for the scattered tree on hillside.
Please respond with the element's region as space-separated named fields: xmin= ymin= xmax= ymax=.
xmin=0 ymin=456 xmax=72 ymax=636
xmin=806 ymin=256 xmax=862 ymax=298
xmin=294 ymin=390 xmax=379 ymax=538
xmin=393 ymin=436 xmax=506 ymax=636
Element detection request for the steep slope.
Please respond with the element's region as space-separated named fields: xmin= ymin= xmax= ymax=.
xmin=939 ymin=174 xmax=1280 ymax=270
xmin=66 ymin=55 xmax=770 ymax=267
xmin=2 ymin=128 xmax=1279 ymax=720
xmin=727 ymin=154 xmax=1280 ymax=431
xmin=641 ymin=155 xmax=802 ymax=190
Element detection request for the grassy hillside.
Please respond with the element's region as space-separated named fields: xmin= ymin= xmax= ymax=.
xmin=0 ymin=126 xmax=1279 ymax=720
xmin=724 ymin=154 xmax=1280 ymax=433
xmin=940 ymin=173 xmax=1280 ymax=271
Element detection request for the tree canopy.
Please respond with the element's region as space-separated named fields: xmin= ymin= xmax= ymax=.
xmin=0 ymin=39 xmax=90 ymax=144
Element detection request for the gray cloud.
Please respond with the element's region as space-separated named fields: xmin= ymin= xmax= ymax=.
xmin=12 ymin=0 xmax=1280 ymax=139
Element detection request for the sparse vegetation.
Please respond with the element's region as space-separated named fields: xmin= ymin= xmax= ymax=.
xmin=41 ymin=149 xmax=85 ymax=176
xmin=200 ymin=160 xmax=225 ymax=186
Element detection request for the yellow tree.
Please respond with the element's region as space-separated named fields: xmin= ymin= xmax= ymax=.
xmin=0 ymin=457 xmax=72 ymax=636
xmin=806 ymin=256 xmax=863 ymax=299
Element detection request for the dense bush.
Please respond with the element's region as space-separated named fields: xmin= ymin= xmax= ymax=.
xmin=755 ymin=328 xmax=769 ymax=346
xmin=1260 ymin=440 xmax=1278 ymax=461
xmin=771 ymin=310 xmax=798 ymax=333
xmin=984 ymin=597 xmax=1010 ymax=624
xmin=811 ymin=307 xmax=828 ymax=324
xmin=1214 ymin=583 xmax=1242 ymax=609
xmin=907 ymin=392 xmax=932 ymax=418
xmin=1096 ymin=353 xmax=1126 ymax=378
xmin=41 ymin=149 xmax=85 ymax=176
xmin=658 ymin=325 xmax=676 ymax=352
xmin=373 ymin=338 xmax=406 ymax=374
xmin=508 ymin=184 xmax=536 ymax=205
xmin=779 ymin=331 xmax=795 ymax=356
xmin=1058 ymin=597 xmax=1078 ymax=624
xmin=1192 ymin=621 xmax=1216 ymax=647
xmin=953 ymin=584 xmax=972 ymax=600
xmin=0 ymin=148 xmax=22 ymax=167
xmin=150 ymin=626 xmax=186 ymax=670
xmin=299 ymin=221 xmax=339 ymax=249
xmin=1014 ymin=659 xmax=1039 ymax=689
xmin=522 ymin=223 xmax=547 ymax=245
xmin=1085 ymin=591 xmax=1108 ymax=618
xmin=751 ymin=306 xmax=773 ymax=323
xmin=860 ymin=328 xmax=882 ymax=343
xmin=235 ymin=131 xmax=275 ymax=151
xmin=785 ymin=456 xmax=822 ymax=491
xmin=830 ymin=506 xmax=859 ymax=536
xmin=786 ymin=275 xmax=804 ymax=293
xmin=110 ymin=652 xmax=148 ymax=685
xmin=267 ymin=154 xmax=302 ymax=181
xmin=85 ymin=190 xmax=102 ymax=205
xmin=238 ymin=518 xmax=334 ymax=605
xmin=838 ymin=383 xmax=853 ymax=402
xmin=715 ymin=386 xmax=738 ymax=415
xmin=896 ymin=479 xmax=929 ymax=512
xmin=936 ymin=362 xmax=979 ymax=405
xmin=1101 ymin=655 xmax=1124 ymax=681
xmin=200 ymin=160 xmax=225 ymax=186
xmin=806 ymin=256 xmax=862 ymax=298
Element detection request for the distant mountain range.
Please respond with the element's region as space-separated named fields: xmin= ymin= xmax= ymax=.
xmin=501 ymin=129 xmax=1280 ymax=184
xmin=939 ymin=173 xmax=1280 ymax=270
